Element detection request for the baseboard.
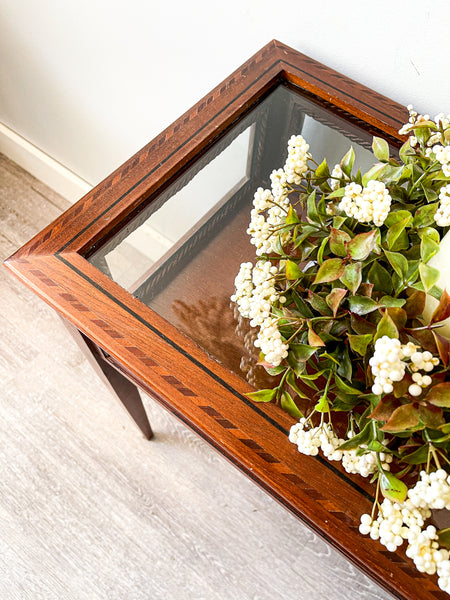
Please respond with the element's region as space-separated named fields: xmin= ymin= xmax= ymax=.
xmin=0 ymin=121 xmax=92 ymax=203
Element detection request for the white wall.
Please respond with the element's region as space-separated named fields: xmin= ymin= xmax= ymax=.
xmin=1 ymin=0 xmax=450 ymax=190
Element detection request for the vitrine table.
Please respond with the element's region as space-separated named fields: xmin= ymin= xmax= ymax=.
xmin=5 ymin=41 xmax=444 ymax=600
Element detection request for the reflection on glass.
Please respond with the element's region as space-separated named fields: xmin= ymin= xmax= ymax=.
xmin=88 ymin=84 xmax=378 ymax=386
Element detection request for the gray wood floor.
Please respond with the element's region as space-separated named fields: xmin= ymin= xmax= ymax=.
xmin=0 ymin=153 xmax=395 ymax=599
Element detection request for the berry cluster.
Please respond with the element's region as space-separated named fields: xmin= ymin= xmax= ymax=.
xmin=435 ymin=184 xmax=450 ymax=227
xmin=283 ymin=134 xmax=310 ymax=185
xmin=338 ymin=180 xmax=392 ymax=226
xmin=360 ymin=471 xmax=450 ymax=591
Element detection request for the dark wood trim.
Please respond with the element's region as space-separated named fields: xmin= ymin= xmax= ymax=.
xmin=5 ymin=41 xmax=439 ymax=600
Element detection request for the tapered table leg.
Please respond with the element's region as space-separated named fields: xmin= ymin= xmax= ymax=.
xmin=62 ymin=319 xmax=153 ymax=440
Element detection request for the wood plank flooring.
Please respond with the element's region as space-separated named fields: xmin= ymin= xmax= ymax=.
xmin=0 ymin=153 xmax=395 ymax=599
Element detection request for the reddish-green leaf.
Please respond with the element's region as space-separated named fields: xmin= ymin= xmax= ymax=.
xmin=326 ymin=288 xmax=347 ymax=317
xmin=419 ymin=404 xmax=444 ymax=429
xmin=346 ymin=230 xmax=378 ymax=260
xmin=313 ymin=258 xmax=345 ymax=284
xmin=431 ymin=290 xmax=450 ymax=324
xmin=433 ymin=330 xmax=450 ymax=367
xmin=404 ymin=290 xmax=426 ymax=319
xmin=307 ymin=325 xmax=325 ymax=347
xmin=329 ymin=228 xmax=351 ymax=256
xmin=426 ymin=383 xmax=450 ymax=408
xmin=340 ymin=262 xmax=362 ymax=294
xmin=369 ymin=397 xmax=399 ymax=421
xmin=381 ymin=404 xmax=420 ymax=432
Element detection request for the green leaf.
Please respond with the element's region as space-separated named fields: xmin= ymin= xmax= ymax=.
xmin=329 ymin=227 xmax=351 ymax=256
xmin=348 ymin=296 xmax=380 ymax=315
xmin=307 ymin=291 xmax=333 ymax=316
xmin=372 ymin=137 xmax=390 ymax=162
xmin=427 ymin=383 xmax=450 ymax=408
xmin=286 ymin=370 xmax=309 ymax=399
xmin=379 ymin=296 xmax=406 ymax=308
xmin=340 ymin=146 xmax=355 ymax=177
xmin=384 ymin=250 xmax=408 ymax=280
xmin=421 ymin=236 xmax=439 ymax=264
xmin=280 ymin=391 xmax=302 ymax=418
xmin=368 ymin=262 xmax=393 ymax=294
xmin=326 ymin=187 xmax=346 ymax=199
xmin=293 ymin=225 xmax=318 ymax=249
xmin=313 ymin=258 xmax=345 ymax=284
xmin=417 ymin=226 xmax=440 ymax=244
xmin=340 ymin=262 xmax=362 ymax=294
xmin=362 ymin=163 xmax=387 ymax=187
xmin=315 ymin=393 xmax=330 ymax=413
xmin=334 ymin=373 xmax=362 ymax=395
xmin=413 ymin=203 xmax=439 ymax=228
xmin=399 ymin=138 xmax=413 ymax=163
xmin=384 ymin=210 xmax=413 ymax=227
xmin=336 ymin=345 xmax=352 ymax=381
xmin=402 ymin=445 xmax=429 ymax=465
xmin=332 ymin=216 xmax=347 ymax=229
xmin=326 ymin=288 xmax=347 ymax=317
xmin=338 ymin=422 xmax=372 ymax=451
xmin=419 ymin=262 xmax=440 ymax=293
xmin=386 ymin=217 xmax=411 ymax=251
xmin=292 ymin=291 xmax=314 ymax=318
xmin=286 ymin=205 xmax=300 ymax=225
xmin=422 ymin=185 xmax=438 ymax=203
xmin=289 ymin=343 xmax=318 ymax=362
xmin=347 ymin=230 xmax=378 ymax=260
xmin=438 ymin=528 xmax=450 ymax=550
xmin=314 ymin=158 xmax=330 ymax=182
xmin=381 ymin=404 xmax=420 ymax=433
xmin=245 ymin=388 xmax=277 ymax=403
xmin=374 ymin=310 xmax=399 ymax=342
xmin=430 ymin=290 xmax=450 ymax=324
xmin=307 ymin=190 xmax=320 ymax=223
xmin=379 ymin=470 xmax=408 ymax=503
xmin=316 ymin=236 xmax=329 ymax=265
xmin=347 ymin=333 xmax=373 ymax=356
xmin=286 ymin=259 xmax=303 ymax=280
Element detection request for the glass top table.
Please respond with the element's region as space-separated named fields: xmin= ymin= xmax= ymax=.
xmin=6 ymin=41 xmax=436 ymax=600
xmin=87 ymin=83 xmax=376 ymax=390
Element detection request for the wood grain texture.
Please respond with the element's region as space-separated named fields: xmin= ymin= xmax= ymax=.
xmin=0 ymin=153 xmax=397 ymax=599
xmin=3 ymin=41 xmax=438 ymax=600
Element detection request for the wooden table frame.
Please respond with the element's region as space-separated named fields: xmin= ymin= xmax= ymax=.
xmin=5 ymin=40 xmax=444 ymax=600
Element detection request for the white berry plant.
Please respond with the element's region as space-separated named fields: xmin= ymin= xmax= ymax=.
xmin=232 ymin=109 xmax=450 ymax=592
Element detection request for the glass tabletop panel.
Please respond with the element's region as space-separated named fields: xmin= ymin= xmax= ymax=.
xmin=88 ymin=84 xmax=376 ymax=387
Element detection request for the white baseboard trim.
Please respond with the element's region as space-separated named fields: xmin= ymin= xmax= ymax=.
xmin=0 ymin=121 xmax=92 ymax=203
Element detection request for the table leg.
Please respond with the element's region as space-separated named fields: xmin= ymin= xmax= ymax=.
xmin=61 ymin=319 xmax=153 ymax=440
